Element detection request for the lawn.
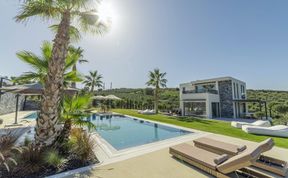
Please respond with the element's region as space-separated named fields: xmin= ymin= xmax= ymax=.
xmin=113 ymin=109 xmax=288 ymax=149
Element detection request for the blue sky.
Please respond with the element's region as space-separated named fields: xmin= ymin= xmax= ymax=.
xmin=0 ymin=0 xmax=288 ymax=90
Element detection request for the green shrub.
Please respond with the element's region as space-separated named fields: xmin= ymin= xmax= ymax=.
xmin=0 ymin=131 xmax=24 ymax=172
xmin=44 ymin=150 xmax=64 ymax=168
xmin=70 ymin=128 xmax=96 ymax=164
xmin=254 ymin=111 xmax=266 ymax=119
xmin=24 ymin=136 xmax=31 ymax=146
xmin=15 ymin=145 xmax=44 ymax=175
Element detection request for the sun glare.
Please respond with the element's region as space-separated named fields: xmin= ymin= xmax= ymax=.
xmin=97 ymin=2 xmax=115 ymax=26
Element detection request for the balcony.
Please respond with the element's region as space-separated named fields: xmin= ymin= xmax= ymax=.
xmin=182 ymin=89 xmax=218 ymax=95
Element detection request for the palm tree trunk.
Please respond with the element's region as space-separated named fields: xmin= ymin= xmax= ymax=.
xmin=71 ymin=65 xmax=77 ymax=88
xmin=155 ymin=87 xmax=159 ymax=114
xmin=90 ymin=82 xmax=95 ymax=93
xmin=35 ymin=11 xmax=71 ymax=148
xmin=54 ymin=119 xmax=72 ymax=148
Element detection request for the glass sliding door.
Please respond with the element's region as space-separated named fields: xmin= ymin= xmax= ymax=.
xmin=183 ymin=102 xmax=206 ymax=117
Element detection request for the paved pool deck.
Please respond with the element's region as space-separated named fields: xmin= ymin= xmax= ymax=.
xmin=61 ymin=133 xmax=288 ymax=178
xmin=1 ymin=111 xmax=287 ymax=178
xmin=0 ymin=111 xmax=35 ymax=129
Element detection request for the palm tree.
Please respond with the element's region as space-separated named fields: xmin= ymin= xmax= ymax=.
xmin=146 ymin=68 xmax=167 ymax=114
xmin=68 ymin=46 xmax=88 ymax=88
xmin=15 ymin=41 xmax=82 ymax=86
xmin=56 ymin=94 xmax=96 ymax=148
xmin=83 ymin=71 xmax=103 ymax=93
xmin=15 ymin=0 xmax=108 ymax=147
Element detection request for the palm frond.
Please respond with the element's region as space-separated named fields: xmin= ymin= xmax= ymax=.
xmin=15 ymin=0 xmax=61 ymax=22
xmin=77 ymin=11 xmax=109 ymax=35
xmin=16 ymin=51 xmax=47 ymax=72
xmin=64 ymin=71 xmax=83 ymax=83
xmin=41 ymin=40 xmax=52 ymax=61
xmin=15 ymin=72 xmax=44 ymax=84
xmin=50 ymin=24 xmax=82 ymax=42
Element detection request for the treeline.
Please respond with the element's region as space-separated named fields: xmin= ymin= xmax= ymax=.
xmin=97 ymin=88 xmax=179 ymax=110
xmin=97 ymin=88 xmax=288 ymax=113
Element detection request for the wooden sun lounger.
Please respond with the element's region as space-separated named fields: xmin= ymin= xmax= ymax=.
xmin=169 ymin=143 xmax=272 ymax=178
xmin=193 ymin=137 xmax=288 ymax=177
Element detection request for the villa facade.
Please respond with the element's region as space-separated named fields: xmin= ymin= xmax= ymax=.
xmin=179 ymin=77 xmax=248 ymax=118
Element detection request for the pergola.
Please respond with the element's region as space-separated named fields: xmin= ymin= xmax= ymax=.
xmin=0 ymin=83 xmax=78 ymax=125
xmin=233 ymin=99 xmax=268 ymax=120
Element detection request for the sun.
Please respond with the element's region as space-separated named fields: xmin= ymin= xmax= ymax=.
xmin=97 ymin=2 xmax=115 ymax=25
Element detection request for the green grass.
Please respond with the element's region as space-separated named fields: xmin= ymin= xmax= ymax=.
xmin=113 ymin=109 xmax=288 ymax=149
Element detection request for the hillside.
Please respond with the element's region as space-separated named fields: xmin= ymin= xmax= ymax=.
xmin=97 ymin=88 xmax=288 ymax=113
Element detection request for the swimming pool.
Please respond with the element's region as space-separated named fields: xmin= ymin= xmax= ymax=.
xmin=87 ymin=114 xmax=192 ymax=150
xmin=23 ymin=112 xmax=193 ymax=150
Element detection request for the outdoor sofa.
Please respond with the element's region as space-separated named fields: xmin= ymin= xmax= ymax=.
xmin=231 ymin=120 xmax=271 ymax=129
xmin=242 ymin=125 xmax=288 ymax=138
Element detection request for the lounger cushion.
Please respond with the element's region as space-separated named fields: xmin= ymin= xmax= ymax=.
xmin=170 ymin=143 xmax=218 ymax=170
xmin=257 ymin=138 xmax=274 ymax=153
xmin=237 ymin=145 xmax=247 ymax=152
xmin=193 ymin=137 xmax=241 ymax=156
xmin=217 ymin=144 xmax=262 ymax=174
xmin=214 ymin=154 xmax=229 ymax=165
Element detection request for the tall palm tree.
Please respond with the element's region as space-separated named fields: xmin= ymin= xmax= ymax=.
xmin=146 ymin=68 xmax=167 ymax=114
xmin=83 ymin=71 xmax=103 ymax=93
xmin=15 ymin=0 xmax=108 ymax=147
xmin=68 ymin=46 xmax=88 ymax=88
xmin=15 ymin=41 xmax=82 ymax=86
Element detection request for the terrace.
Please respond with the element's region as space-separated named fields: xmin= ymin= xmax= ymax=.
xmin=1 ymin=109 xmax=288 ymax=178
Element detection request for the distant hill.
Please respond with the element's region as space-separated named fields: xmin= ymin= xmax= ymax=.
xmin=247 ymin=89 xmax=288 ymax=113
xmin=97 ymin=88 xmax=288 ymax=113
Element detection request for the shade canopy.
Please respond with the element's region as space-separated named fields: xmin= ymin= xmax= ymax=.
xmin=92 ymin=95 xmax=106 ymax=100
xmin=106 ymin=95 xmax=121 ymax=100
xmin=92 ymin=95 xmax=121 ymax=100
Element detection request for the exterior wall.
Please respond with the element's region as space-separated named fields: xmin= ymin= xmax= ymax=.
xmin=218 ymin=80 xmax=234 ymax=118
xmin=206 ymin=93 xmax=220 ymax=118
xmin=0 ymin=93 xmax=25 ymax=115
xmin=231 ymin=79 xmax=247 ymax=117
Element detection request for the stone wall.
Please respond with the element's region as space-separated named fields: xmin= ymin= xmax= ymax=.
xmin=0 ymin=93 xmax=25 ymax=115
xmin=218 ymin=80 xmax=234 ymax=118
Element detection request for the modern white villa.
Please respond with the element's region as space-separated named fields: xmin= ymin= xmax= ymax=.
xmin=179 ymin=77 xmax=248 ymax=118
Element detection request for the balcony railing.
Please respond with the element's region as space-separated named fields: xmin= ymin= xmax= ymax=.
xmin=182 ymin=89 xmax=218 ymax=95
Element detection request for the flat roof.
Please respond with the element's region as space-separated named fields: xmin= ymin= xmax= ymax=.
xmin=180 ymin=76 xmax=245 ymax=86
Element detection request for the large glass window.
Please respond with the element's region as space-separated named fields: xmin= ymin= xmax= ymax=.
xmin=236 ymin=83 xmax=239 ymax=99
xmin=233 ymin=83 xmax=236 ymax=98
xmin=184 ymin=102 xmax=206 ymax=116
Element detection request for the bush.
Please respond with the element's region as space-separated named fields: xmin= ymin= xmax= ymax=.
xmin=70 ymin=128 xmax=96 ymax=164
xmin=0 ymin=130 xmax=24 ymax=173
xmin=254 ymin=111 xmax=266 ymax=119
xmin=13 ymin=145 xmax=44 ymax=175
xmin=44 ymin=150 xmax=64 ymax=168
xmin=23 ymin=136 xmax=31 ymax=146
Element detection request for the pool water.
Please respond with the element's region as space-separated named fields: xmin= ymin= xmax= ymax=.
xmin=23 ymin=112 xmax=193 ymax=150
xmin=87 ymin=114 xmax=192 ymax=150
xmin=24 ymin=112 xmax=38 ymax=119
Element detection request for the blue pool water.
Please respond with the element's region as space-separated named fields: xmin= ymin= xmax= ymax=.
xmin=24 ymin=112 xmax=38 ymax=119
xmin=87 ymin=114 xmax=192 ymax=150
xmin=23 ymin=112 xmax=192 ymax=150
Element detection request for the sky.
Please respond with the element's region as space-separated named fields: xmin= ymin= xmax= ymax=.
xmin=0 ymin=0 xmax=288 ymax=90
